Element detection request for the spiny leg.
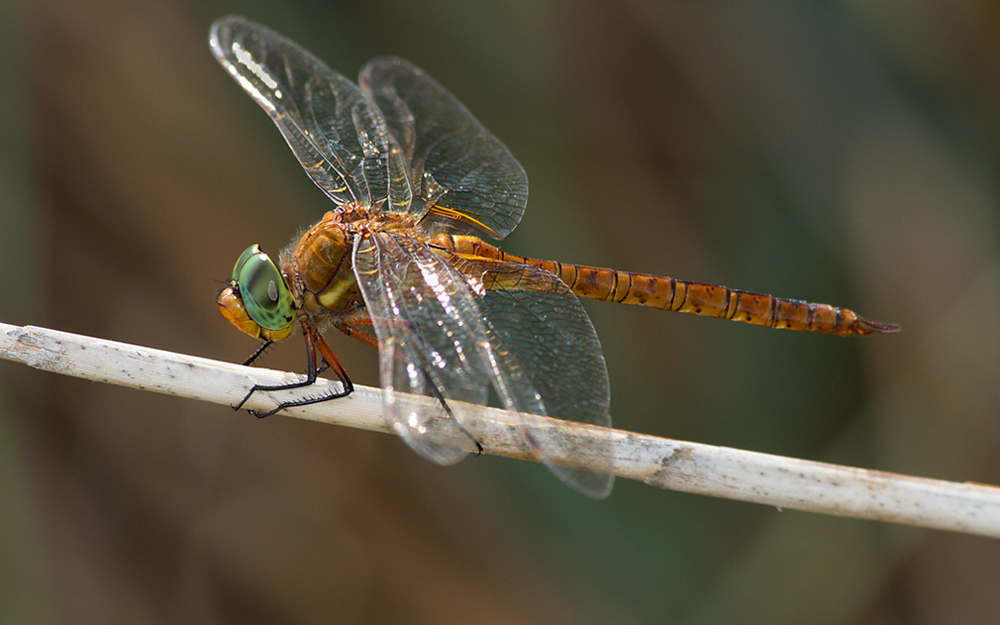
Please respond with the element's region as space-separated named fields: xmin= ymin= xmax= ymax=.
xmin=408 ymin=325 xmax=484 ymax=455
xmin=241 ymin=338 xmax=329 ymax=374
xmin=234 ymin=322 xmax=353 ymax=416
xmin=235 ymin=318 xmax=382 ymax=414
xmin=420 ymin=364 xmax=484 ymax=455
xmin=242 ymin=340 xmax=273 ymax=366
xmin=335 ymin=318 xmax=380 ymax=349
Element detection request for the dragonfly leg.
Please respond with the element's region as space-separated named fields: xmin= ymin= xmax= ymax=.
xmin=335 ymin=318 xmax=380 ymax=349
xmin=417 ymin=353 xmax=484 ymax=456
xmin=233 ymin=323 xmax=353 ymax=417
xmin=241 ymin=340 xmax=274 ymax=366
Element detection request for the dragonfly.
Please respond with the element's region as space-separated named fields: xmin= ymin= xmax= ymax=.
xmin=210 ymin=15 xmax=898 ymax=498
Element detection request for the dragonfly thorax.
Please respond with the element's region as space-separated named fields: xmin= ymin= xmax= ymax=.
xmin=288 ymin=207 xmax=418 ymax=323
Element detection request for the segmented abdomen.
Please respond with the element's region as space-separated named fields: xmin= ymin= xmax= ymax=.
xmin=431 ymin=233 xmax=898 ymax=337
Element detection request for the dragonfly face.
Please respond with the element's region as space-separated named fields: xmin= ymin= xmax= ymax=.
xmin=218 ymin=244 xmax=295 ymax=342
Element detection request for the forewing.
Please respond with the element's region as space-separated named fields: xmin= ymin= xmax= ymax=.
xmin=352 ymin=232 xmax=494 ymax=465
xmin=463 ymin=257 xmax=615 ymax=498
xmin=360 ymin=57 xmax=528 ymax=239
xmin=210 ymin=16 xmax=395 ymax=208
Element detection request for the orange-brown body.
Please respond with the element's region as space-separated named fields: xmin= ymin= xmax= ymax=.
xmin=278 ymin=207 xmax=897 ymax=339
xmin=428 ymin=233 xmax=898 ymax=337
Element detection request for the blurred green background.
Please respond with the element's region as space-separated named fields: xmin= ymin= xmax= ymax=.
xmin=1 ymin=0 xmax=998 ymax=623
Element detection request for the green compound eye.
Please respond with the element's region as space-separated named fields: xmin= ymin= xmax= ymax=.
xmin=232 ymin=244 xmax=295 ymax=331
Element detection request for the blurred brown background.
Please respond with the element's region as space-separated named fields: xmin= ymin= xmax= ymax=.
xmin=1 ymin=0 xmax=998 ymax=623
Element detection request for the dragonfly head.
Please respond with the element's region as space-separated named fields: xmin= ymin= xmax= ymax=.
xmin=218 ymin=244 xmax=296 ymax=342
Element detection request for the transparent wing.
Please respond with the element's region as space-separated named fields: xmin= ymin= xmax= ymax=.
xmin=360 ymin=57 xmax=529 ymax=239
xmin=353 ymin=233 xmax=613 ymax=497
xmin=352 ymin=232 xmax=495 ymax=465
xmin=210 ymin=16 xmax=396 ymax=208
xmin=465 ymin=257 xmax=615 ymax=498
